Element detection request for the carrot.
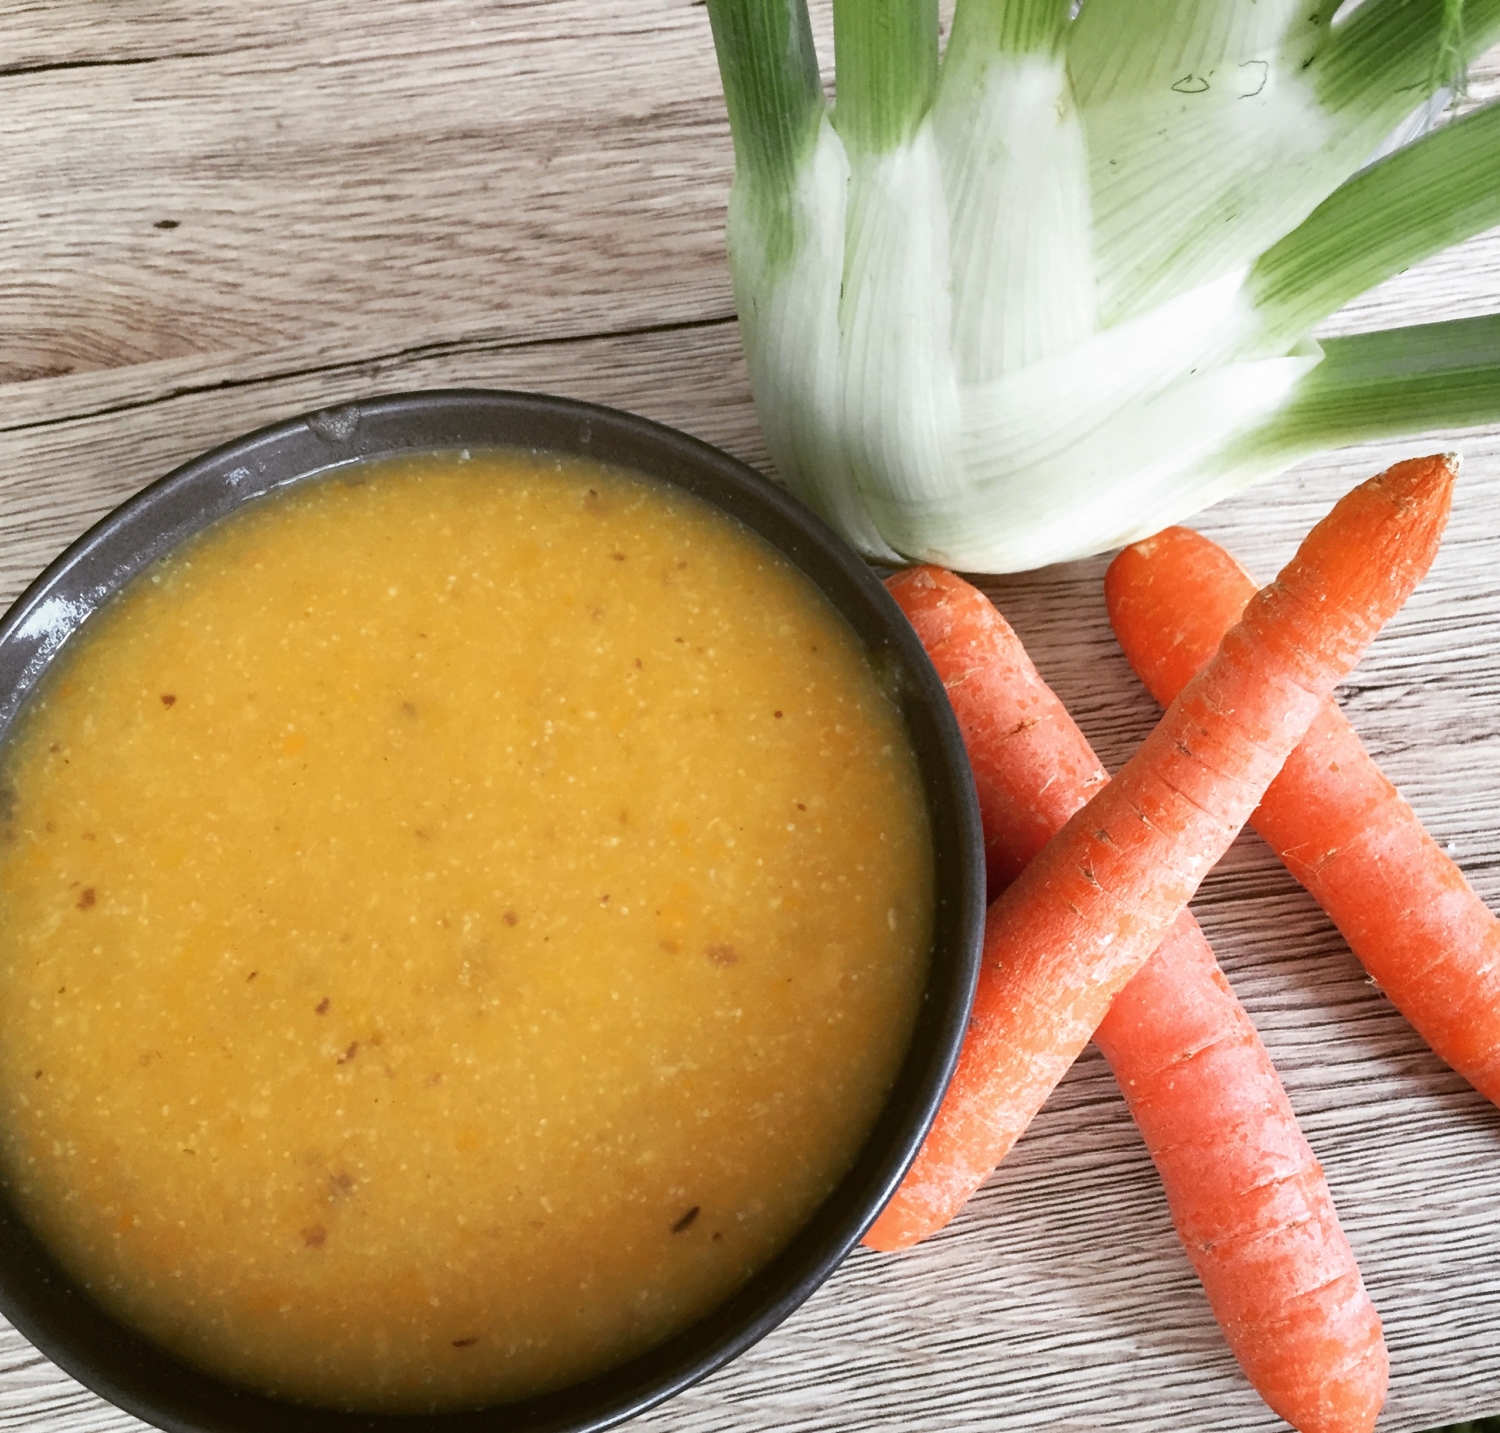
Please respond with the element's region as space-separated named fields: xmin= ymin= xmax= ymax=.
xmin=864 ymin=452 xmax=1455 ymax=1253
xmin=1104 ymin=488 xmax=1500 ymax=1101
xmin=1099 ymin=929 xmax=1386 ymax=1433
xmin=876 ymin=564 xmax=1387 ymax=1433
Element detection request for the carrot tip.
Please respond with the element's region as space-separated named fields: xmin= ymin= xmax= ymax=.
xmin=1373 ymin=451 xmax=1459 ymax=504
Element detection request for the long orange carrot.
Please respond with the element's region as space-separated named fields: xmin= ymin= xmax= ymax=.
xmin=1105 ymin=506 xmax=1500 ymax=1101
xmin=1100 ymin=935 xmax=1385 ymax=1433
xmin=878 ymin=564 xmax=1386 ymax=1433
xmin=865 ymin=453 xmax=1455 ymax=1253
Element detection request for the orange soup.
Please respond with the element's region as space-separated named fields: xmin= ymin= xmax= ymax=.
xmin=0 ymin=450 xmax=932 ymax=1412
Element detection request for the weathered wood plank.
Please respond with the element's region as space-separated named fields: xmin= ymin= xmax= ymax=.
xmin=0 ymin=1 xmax=739 ymax=385
xmin=0 ymin=0 xmax=714 ymax=72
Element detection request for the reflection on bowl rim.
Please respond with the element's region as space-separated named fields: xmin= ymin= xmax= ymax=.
xmin=0 ymin=390 xmax=985 ymax=1433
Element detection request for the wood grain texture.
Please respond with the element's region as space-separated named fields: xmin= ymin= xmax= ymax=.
xmin=2 ymin=2 xmax=1500 ymax=1429
xmin=0 ymin=1 xmax=740 ymax=386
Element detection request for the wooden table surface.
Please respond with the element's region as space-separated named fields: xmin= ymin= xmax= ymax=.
xmin=3 ymin=5 xmax=1500 ymax=1430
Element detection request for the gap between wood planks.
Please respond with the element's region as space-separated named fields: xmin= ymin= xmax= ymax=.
xmin=0 ymin=51 xmax=221 ymax=79
xmin=0 ymin=311 xmax=738 ymax=438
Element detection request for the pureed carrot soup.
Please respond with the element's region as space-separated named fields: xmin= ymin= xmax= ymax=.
xmin=0 ymin=449 xmax=933 ymax=1413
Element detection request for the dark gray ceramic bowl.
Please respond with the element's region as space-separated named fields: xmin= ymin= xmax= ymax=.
xmin=0 ymin=390 xmax=985 ymax=1433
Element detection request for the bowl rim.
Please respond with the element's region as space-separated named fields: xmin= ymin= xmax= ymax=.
xmin=0 ymin=389 xmax=985 ymax=1433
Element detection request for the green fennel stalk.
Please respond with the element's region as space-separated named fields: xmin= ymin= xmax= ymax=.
xmin=705 ymin=0 xmax=1500 ymax=571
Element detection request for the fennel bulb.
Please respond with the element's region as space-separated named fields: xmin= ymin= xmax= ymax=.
xmin=706 ymin=0 xmax=1500 ymax=571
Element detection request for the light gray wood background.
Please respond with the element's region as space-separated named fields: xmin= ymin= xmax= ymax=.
xmin=2 ymin=4 xmax=1499 ymax=1430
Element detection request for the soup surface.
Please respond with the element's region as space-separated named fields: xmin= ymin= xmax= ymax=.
xmin=0 ymin=450 xmax=932 ymax=1412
